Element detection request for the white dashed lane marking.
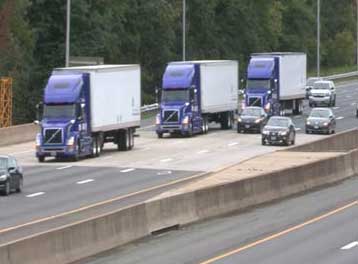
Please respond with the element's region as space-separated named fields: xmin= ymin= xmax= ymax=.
xmin=197 ymin=150 xmax=209 ymax=154
xmin=160 ymin=158 xmax=173 ymax=163
xmin=228 ymin=142 xmax=239 ymax=147
xmin=341 ymin=241 xmax=358 ymax=250
xmin=26 ymin=192 xmax=45 ymax=198
xmin=76 ymin=179 xmax=94 ymax=185
xmin=120 ymin=168 xmax=135 ymax=173
xmin=157 ymin=171 xmax=172 ymax=175
xmin=336 ymin=116 xmax=344 ymax=120
xmin=57 ymin=165 xmax=73 ymax=170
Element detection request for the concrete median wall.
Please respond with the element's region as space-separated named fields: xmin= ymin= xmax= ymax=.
xmin=287 ymin=128 xmax=358 ymax=152
xmin=0 ymin=124 xmax=37 ymax=147
xmin=1 ymin=149 xmax=357 ymax=264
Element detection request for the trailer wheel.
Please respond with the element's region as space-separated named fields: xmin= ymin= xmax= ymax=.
xmin=201 ymin=116 xmax=209 ymax=134
xmin=117 ymin=130 xmax=127 ymax=151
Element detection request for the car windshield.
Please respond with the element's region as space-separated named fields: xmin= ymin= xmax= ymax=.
xmin=242 ymin=108 xmax=261 ymax=117
xmin=247 ymin=79 xmax=270 ymax=90
xmin=43 ymin=104 xmax=76 ymax=119
xmin=0 ymin=158 xmax=8 ymax=169
xmin=313 ymin=82 xmax=330 ymax=90
xmin=310 ymin=109 xmax=330 ymax=118
xmin=307 ymin=78 xmax=321 ymax=86
xmin=267 ymin=118 xmax=289 ymax=127
xmin=162 ymin=90 xmax=189 ymax=102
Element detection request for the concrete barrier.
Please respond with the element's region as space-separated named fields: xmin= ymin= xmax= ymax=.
xmin=286 ymin=128 xmax=358 ymax=152
xmin=0 ymin=124 xmax=37 ymax=147
xmin=1 ymin=149 xmax=357 ymax=264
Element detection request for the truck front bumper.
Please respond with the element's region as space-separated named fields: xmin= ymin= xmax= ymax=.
xmin=36 ymin=146 xmax=77 ymax=158
xmin=156 ymin=124 xmax=190 ymax=135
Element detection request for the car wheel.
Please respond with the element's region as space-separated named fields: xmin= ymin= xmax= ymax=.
xmin=157 ymin=132 xmax=163 ymax=138
xmin=237 ymin=125 xmax=241 ymax=133
xmin=38 ymin=156 xmax=45 ymax=163
xmin=2 ymin=181 xmax=10 ymax=196
xmin=16 ymin=178 xmax=23 ymax=193
xmin=261 ymin=138 xmax=266 ymax=145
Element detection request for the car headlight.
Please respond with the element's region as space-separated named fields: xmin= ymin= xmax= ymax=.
xmin=66 ymin=136 xmax=75 ymax=146
xmin=237 ymin=117 xmax=242 ymax=123
xmin=0 ymin=175 xmax=7 ymax=181
xmin=323 ymin=122 xmax=329 ymax=126
xmin=279 ymin=130 xmax=288 ymax=136
xmin=182 ymin=116 xmax=189 ymax=125
xmin=262 ymin=130 xmax=269 ymax=135
xmin=255 ymin=118 xmax=262 ymax=124
xmin=306 ymin=121 xmax=311 ymax=125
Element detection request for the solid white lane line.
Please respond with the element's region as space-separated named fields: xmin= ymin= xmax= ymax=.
xmin=26 ymin=192 xmax=45 ymax=198
xmin=102 ymin=155 xmax=113 ymax=160
xmin=160 ymin=158 xmax=173 ymax=163
xmin=57 ymin=165 xmax=73 ymax=170
xmin=336 ymin=116 xmax=344 ymax=120
xmin=197 ymin=150 xmax=209 ymax=154
xmin=295 ymin=128 xmax=301 ymax=131
xmin=137 ymin=124 xmax=156 ymax=130
xmin=228 ymin=142 xmax=239 ymax=147
xmin=9 ymin=150 xmax=33 ymax=155
xmin=76 ymin=179 xmax=94 ymax=185
xmin=333 ymin=107 xmax=340 ymax=110
xmin=120 ymin=168 xmax=135 ymax=173
xmin=341 ymin=241 xmax=358 ymax=250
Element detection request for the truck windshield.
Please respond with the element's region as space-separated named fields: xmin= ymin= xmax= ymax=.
xmin=0 ymin=158 xmax=7 ymax=169
xmin=162 ymin=90 xmax=189 ymax=103
xmin=247 ymin=80 xmax=270 ymax=90
xmin=43 ymin=104 xmax=76 ymax=119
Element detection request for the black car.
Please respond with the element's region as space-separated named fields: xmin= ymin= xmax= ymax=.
xmin=0 ymin=155 xmax=23 ymax=196
xmin=237 ymin=107 xmax=268 ymax=133
xmin=261 ymin=116 xmax=296 ymax=146
xmin=305 ymin=108 xmax=336 ymax=134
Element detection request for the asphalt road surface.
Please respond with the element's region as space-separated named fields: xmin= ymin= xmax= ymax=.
xmin=80 ymin=176 xmax=358 ymax=264
xmin=0 ymin=79 xmax=357 ymax=246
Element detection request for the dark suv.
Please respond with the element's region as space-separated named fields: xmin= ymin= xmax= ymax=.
xmin=237 ymin=107 xmax=268 ymax=133
xmin=0 ymin=155 xmax=23 ymax=196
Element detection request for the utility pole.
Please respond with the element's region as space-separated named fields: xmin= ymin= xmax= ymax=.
xmin=65 ymin=0 xmax=71 ymax=67
xmin=317 ymin=0 xmax=320 ymax=77
xmin=182 ymin=0 xmax=186 ymax=61
xmin=356 ymin=0 xmax=358 ymax=71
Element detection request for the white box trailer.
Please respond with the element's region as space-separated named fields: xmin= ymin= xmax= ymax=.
xmin=37 ymin=65 xmax=141 ymax=161
xmin=194 ymin=61 xmax=239 ymax=113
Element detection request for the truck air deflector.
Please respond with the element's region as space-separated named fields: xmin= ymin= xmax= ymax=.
xmin=247 ymin=58 xmax=274 ymax=79
xmin=162 ymin=64 xmax=195 ymax=89
xmin=44 ymin=74 xmax=83 ymax=103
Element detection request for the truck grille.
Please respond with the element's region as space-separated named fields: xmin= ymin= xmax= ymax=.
xmin=44 ymin=128 xmax=63 ymax=144
xmin=163 ymin=110 xmax=179 ymax=123
xmin=249 ymin=97 xmax=262 ymax=107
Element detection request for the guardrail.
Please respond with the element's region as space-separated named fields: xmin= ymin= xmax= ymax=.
xmin=140 ymin=103 xmax=158 ymax=113
xmin=324 ymin=71 xmax=358 ymax=80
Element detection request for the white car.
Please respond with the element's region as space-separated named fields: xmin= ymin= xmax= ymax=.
xmin=305 ymin=77 xmax=322 ymax=99
xmin=309 ymin=80 xmax=336 ymax=107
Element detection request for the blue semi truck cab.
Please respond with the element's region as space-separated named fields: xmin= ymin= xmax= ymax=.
xmin=245 ymin=53 xmax=306 ymax=116
xmin=156 ymin=60 xmax=238 ymax=138
xmin=35 ymin=65 xmax=141 ymax=162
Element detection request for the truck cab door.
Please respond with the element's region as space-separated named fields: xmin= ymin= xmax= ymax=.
xmin=190 ymin=88 xmax=200 ymax=132
xmin=77 ymin=103 xmax=91 ymax=153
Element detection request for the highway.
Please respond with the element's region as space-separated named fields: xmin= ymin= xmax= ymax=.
xmin=79 ymin=175 xmax=358 ymax=264
xmin=0 ymin=79 xmax=357 ymax=248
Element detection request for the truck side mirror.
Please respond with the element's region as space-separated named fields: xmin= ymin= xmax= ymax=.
xmin=35 ymin=102 xmax=43 ymax=122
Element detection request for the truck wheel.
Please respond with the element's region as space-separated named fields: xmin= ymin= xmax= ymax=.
xmin=92 ymin=136 xmax=102 ymax=157
xmin=203 ymin=116 xmax=209 ymax=134
xmin=117 ymin=130 xmax=128 ymax=151
xmin=227 ymin=112 xmax=233 ymax=129
xmin=38 ymin=156 xmax=45 ymax=163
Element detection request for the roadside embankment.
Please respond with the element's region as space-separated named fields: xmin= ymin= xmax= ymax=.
xmin=1 ymin=143 xmax=357 ymax=264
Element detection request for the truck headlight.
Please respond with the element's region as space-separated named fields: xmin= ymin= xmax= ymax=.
xmin=35 ymin=133 xmax=42 ymax=147
xmin=0 ymin=175 xmax=7 ymax=181
xmin=155 ymin=114 xmax=161 ymax=125
xmin=66 ymin=136 xmax=75 ymax=146
xmin=182 ymin=116 xmax=189 ymax=125
xmin=264 ymin=103 xmax=271 ymax=112
xmin=237 ymin=117 xmax=242 ymax=123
